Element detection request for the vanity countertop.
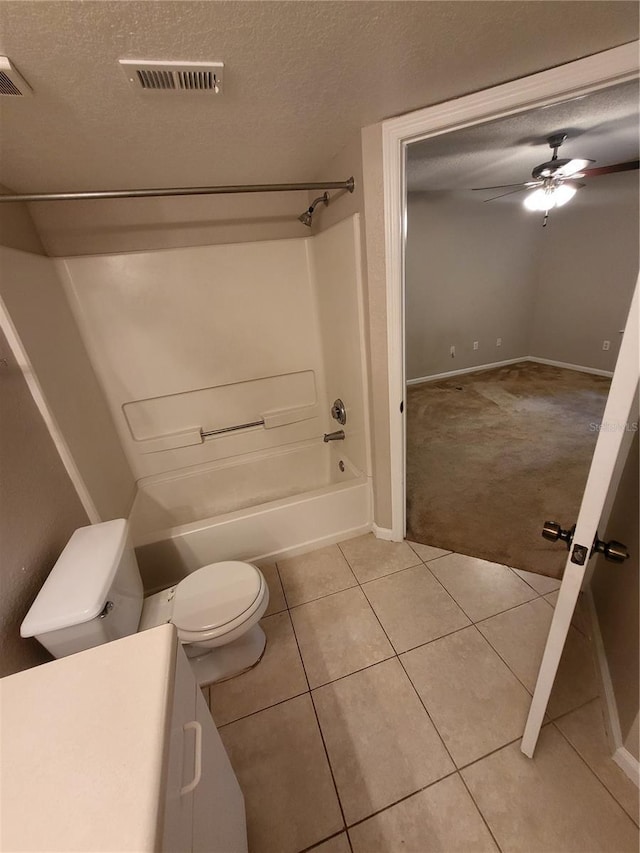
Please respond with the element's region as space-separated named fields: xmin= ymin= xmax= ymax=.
xmin=0 ymin=624 xmax=177 ymax=852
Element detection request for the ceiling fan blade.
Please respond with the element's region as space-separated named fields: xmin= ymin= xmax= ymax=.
xmin=581 ymin=160 xmax=640 ymax=178
xmin=482 ymin=187 xmax=529 ymax=202
xmin=472 ymin=181 xmax=538 ymax=191
xmin=554 ymin=158 xmax=594 ymax=178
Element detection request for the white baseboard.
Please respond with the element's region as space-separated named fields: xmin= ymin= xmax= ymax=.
xmin=613 ymin=746 xmax=640 ymax=787
xmin=526 ymin=357 xmax=614 ymax=378
xmin=372 ymin=524 xmax=398 ymax=541
xmin=407 ymin=356 xmax=614 ymax=386
xmin=406 ymin=358 xmax=526 ymax=385
xmin=584 ymin=587 xmax=639 ymax=788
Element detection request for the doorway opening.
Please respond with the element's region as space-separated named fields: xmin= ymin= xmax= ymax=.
xmin=403 ymin=80 xmax=638 ymax=579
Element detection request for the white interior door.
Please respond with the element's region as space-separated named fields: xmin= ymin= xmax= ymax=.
xmin=521 ymin=280 xmax=639 ymax=757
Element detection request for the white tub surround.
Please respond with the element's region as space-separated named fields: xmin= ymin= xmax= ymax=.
xmin=56 ymin=217 xmax=371 ymax=581
xmin=57 ymin=237 xmax=328 ymax=480
xmin=0 ymin=624 xmax=246 ymax=852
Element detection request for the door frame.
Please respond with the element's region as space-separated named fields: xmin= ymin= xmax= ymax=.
xmin=381 ymin=41 xmax=640 ymax=540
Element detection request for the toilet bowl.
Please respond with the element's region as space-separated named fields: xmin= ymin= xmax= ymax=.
xmin=139 ymin=560 xmax=269 ymax=684
xmin=20 ymin=519 xmax=269 ymax=686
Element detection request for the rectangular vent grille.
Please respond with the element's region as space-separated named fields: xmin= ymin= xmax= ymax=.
xmin=120 ymin=60 xmax=223 ymax=94
xmin=0 ymin=57 xmax=32 ymax=97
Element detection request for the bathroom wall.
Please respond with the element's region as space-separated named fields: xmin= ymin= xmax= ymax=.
xmin=405 ymin=193 xmax=540 ymax=380
xmin=590 ymin=430 xmax=639 ymax=761
xmin=310 ymin=215 xmax=371 ymax=477
xmin=28 ymin=192 xmax=310 ymax=257
xmin=0 ymin=247 xmax=135 ymax=519
xmin=361 ymin=122 xmax=394 ymax=531
xmin=0 ymin=325 xmax=89 ymax=676
xmin=0 ymin=197 xmax=92 ymax=675
xmin=0 ymin=183 xmax=45 ymax=254
xmin=59 ymin=238 xmax=329 ymax=480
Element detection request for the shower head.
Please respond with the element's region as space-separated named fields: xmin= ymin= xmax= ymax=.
xmin=298 ymin=192 xmax=329 ymax=227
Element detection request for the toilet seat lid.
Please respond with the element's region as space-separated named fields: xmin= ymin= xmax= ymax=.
xmin=172 ymin=561 xmax=262 ymax=633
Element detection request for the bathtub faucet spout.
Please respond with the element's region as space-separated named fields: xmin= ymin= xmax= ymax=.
xmin=323 ymin=430 xmax=345 ymax=442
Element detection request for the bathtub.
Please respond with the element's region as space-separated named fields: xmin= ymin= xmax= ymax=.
xmin=129 ymin=440 xmax=371 ymax=592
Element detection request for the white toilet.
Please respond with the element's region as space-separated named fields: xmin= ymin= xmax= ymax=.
xmin=20 ymin=518 xmax=269 ymax=686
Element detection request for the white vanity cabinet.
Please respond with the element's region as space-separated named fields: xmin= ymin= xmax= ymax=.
xmin=0 ymin=624 xmax=247 ymax=853
xmin=163 ymin=636 xmax=247 ymax=852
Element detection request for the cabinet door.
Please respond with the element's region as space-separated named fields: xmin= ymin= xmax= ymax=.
xmin=193 ymin=687 xmax=248 ymax=853
xmin=161 ymin=647 xmax=196 ymax=853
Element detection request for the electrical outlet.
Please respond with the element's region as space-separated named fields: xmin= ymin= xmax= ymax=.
xmin=496 ymin=337 xmax=502 ymax=347
xmin=602 ymin=340 xmax=610 ymax=351
xmin=450 ymin=345 xmax=456 ymax=358
xmin=473 ymin=341 xmax=479 ymax=351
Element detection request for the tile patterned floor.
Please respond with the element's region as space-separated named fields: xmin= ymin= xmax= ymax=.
xmin=204 ymin=534 xmax=639 ymax=853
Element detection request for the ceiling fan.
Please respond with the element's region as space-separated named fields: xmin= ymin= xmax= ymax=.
xmin=473 ymin=133 xmax=639 ymax=226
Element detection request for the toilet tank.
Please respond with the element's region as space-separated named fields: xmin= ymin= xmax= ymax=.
xmin=20 ymin=519 xmax=144 ymax=659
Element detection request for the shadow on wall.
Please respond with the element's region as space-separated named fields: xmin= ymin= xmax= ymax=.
xmin=0 ymin=329 xmax=89 ymax=676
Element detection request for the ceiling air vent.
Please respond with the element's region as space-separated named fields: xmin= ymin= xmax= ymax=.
xmin=0 ymin=56 xmax=32 ymax=97
xmin=119 ymin=60 xmax=223 ymax=94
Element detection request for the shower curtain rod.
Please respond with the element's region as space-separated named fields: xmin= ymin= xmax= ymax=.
xmin=0 ymin=177 xmax=355 ymax=203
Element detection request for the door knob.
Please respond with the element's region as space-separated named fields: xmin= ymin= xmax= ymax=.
xmin=542 ymin=521 xmax=575 ymax=550
xmin=542 ymin=521 xmax=629 ymax=563
xmin=592 ymin=537 xmax=629 ymax=563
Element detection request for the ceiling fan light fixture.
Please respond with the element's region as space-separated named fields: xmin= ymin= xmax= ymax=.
xmin=523 ymin=181 xmax=577 ymax=212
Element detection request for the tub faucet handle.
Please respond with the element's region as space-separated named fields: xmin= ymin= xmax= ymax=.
xmin=331 ymin=399 xmax=347 ymax=425
xmin=324 ymin=430 xmax=345 ymax=442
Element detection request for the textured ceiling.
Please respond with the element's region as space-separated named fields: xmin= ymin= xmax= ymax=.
xmin=407 ymin=79 xmax=640 ymax=201
xmin=0 ymin=1 xmax=638 ymax=193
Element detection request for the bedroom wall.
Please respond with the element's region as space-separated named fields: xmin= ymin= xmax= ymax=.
xmin=405 ymin=193 xmax=541 ymax=381
xmin=529 ymin=174 xmax=639 ymax=372
xmin=405 ymin=174 xmax=639 ymax=382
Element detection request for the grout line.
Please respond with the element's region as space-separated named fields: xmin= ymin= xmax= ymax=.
xmin=457 ymin=771 xmax=504 ymax=852
xmin=298 ymin=829 xmax=351 ymax=853
xmin=470 ymin=622 xmax=540 ymax=699
xmin=545 ymin=691 xmax=603 ymax=723
xmin=352 ymin=564 xmax=462 ymax=779
xmin=216 ymin=687 xmax=311 ymax=729
xmin=275 ymin=560 xmax=292 ymax=611
xmin=215 ymin=538 xmax=611 ymax=852
xmin=456 ymin=733 xmax=526 ymax=772
xmin=405 ymin=543 xmax=453 ymax=563
xmin=552 ymin=720 xmax=640 ymax=828
xmin=285 ymin=580 xmax=361 ymax=610
xmin=389 ymin=622 xmax=473 ymax=656
xmin=342 ymin=768 xmax=459 ymax=831
xmin=285 ymin=588 xmax=350 ymax=840
xmin=547 ymin=695 xmax=600 ymax=724
xmin=308 ymin=688 xmax=352 ymax=845
xmin=505 ymin=565 xmax=562 ymax=597
xmin=336 ymin=538 xmax=424 ymax=583
xmin=289 ymin=614 xmax=351 ymax=846
xmin=421 ymin=557 xmax=541 ymax=625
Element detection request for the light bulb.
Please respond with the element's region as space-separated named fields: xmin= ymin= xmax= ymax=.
xmin=552 ymin=182 xmax=577 ymax=207
xmin=523 ymin=181 xmax=577 ymax=212
xmin=524 ymin=188 xmax=552 ymax=211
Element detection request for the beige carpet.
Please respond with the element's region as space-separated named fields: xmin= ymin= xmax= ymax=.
xmin=406 ymin=361 xmax=610 ymax=579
